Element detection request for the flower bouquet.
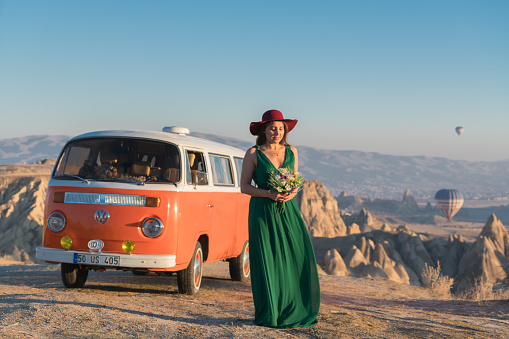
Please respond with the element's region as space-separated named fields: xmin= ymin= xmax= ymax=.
xmin=267 ymin=167 xmax=304 ymax=213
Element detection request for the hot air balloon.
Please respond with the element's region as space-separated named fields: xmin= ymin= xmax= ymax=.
xmin=435 ymin=189 xmax=464 ymax=221
xmin=455 ymin=126 xmax=464 ymax=136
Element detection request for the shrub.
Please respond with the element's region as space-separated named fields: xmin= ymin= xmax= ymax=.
xmin=421 ymin=261 xmax=454 ymax=298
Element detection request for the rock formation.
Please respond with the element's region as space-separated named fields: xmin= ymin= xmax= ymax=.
xmin=399 ymin=235 xmax=435 ymax=281
xmin=347 ymin=223 xmax=361 ymax=235
xmin=373 ymin=243 xmax=409 ymax=283
xmin=479 ymin=214 xmax=509 ymax=257
xmin=0 ymin=176 xmax=49 ymax=262
xmin=456 ymin=214 xmax=509 ymax=290
xmin=296 ymin=180 xmax=347 ymax=237
xmin=335 ymin=192 xmax=365 ymax=212
xmin=324 ymin=249 xmax=348 ymax=276
xmin=399 ymin=188 xmax=419 ymax=212
xmin=341 ymin=208 xmax=384 ymax=232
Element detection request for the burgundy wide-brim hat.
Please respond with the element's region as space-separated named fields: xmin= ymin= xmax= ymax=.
xmin=249 ymin=109 xmax=298 ymax=135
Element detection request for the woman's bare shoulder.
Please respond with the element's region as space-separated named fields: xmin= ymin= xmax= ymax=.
xmin=244 ymin=147 xmax=257 ymax=159
xmin=289 ymin=145 xmax=298 ymax=154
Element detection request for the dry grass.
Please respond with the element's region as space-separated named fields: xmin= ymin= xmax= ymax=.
xmin=471 ymin=277 xmax=494 ymax=305
xmin=421 ymin=261 xmax=454 ymax=298
xmin=457 ymin=263 xmax=509 ymax=305
xmin=458 ymin=276 xmax=509 ymax=306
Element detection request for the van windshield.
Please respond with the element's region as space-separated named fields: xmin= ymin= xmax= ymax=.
xmin=53 ymin=138 xmax=181 ymax=184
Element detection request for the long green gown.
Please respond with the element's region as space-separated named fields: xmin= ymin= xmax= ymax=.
xmin=248 ymin=145 xmax=320 ymax=328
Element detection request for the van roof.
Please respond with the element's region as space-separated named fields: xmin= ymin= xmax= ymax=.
xmin=69 ymin=129 xmax=246 ymax=156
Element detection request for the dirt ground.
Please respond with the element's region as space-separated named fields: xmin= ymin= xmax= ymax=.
xmin=1 ymin=260 xmax=508 ymax=339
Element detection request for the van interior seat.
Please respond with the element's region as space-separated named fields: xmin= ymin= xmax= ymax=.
xmin=164 ymin=168 xmax=179 ymax=182
xmin=188 ymin=153 xmax=196 ymax=167
xmin=100 ymin=156 xmax=118 ymax=165
xmin=190 ymin=170 xmax=198 ymax=184
xmin=132 ymin=163 xmax=150 ymax=176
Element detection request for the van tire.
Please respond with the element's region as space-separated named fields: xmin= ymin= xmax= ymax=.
xmin=229 ymin=241 xmax=250 ymax=282
xmin=61 ymin=263 xmax=88 ymax=288
xmin=177 ymin=242 xmax=203 ymax=295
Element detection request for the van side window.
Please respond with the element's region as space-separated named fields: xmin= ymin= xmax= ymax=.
xmin=186 ymin=151 xmax=208 ymax=185
xmin=209 ymin=154 xmax=234 ymax=186
xmin=233 ymin=157 xmax=243 ymax=186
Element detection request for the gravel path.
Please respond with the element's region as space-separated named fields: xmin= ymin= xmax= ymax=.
xmin=1 ymin=262 xmax=508 ymax=338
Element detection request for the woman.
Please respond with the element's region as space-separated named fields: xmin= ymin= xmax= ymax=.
xmin=240 ymin=109 xmax=320 ymax=328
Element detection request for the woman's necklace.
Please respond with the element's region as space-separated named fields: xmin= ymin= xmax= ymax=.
xmin=264 ymin=145 xmax=281 ymax=156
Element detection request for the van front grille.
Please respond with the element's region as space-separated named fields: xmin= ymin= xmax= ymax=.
xmin=64 ymin=192 xmax=146 ymax=206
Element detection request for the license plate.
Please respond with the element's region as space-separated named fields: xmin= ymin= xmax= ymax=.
xmin=73 ymin=253 xmax=120 ymax=266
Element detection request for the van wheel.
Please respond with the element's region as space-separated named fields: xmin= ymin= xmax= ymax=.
xmin=177 ymin=242 xmax=203 ymax=295
xmin=61 ymin=263 xmax=88 ymax=288
xmin=229 ymin=241 xmax=250 ymax=282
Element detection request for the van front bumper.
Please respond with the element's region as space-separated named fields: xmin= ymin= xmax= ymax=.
xmin=36 ymin=247 xmax=176 ymax=269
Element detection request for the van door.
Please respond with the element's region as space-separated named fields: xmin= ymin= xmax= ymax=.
xmin=177 ymin=150 xmax=213 ymax=266
xmin=208 ymin=153 xmax=238 ymax=260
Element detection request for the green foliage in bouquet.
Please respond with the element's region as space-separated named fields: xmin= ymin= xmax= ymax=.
xmin=267 ymin=167 xmax=304 ymax=213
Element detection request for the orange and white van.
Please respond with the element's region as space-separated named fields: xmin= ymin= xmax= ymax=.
xmin=36 ymin=127 xmax=250 ymax=294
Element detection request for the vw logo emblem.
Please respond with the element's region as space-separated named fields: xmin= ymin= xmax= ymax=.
xmin=94 ymin=209 xmax=110 ymax=224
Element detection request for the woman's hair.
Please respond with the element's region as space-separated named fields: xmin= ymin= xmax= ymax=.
xmin=256 ymin=121 xmax=290 ymax=146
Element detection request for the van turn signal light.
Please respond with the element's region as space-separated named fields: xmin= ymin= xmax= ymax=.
xmin=145 ymin=197 xmax=160 ymax=207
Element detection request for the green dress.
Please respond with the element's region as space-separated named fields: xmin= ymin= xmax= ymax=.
xmin=248 ymin=145 xmax=320 ymax=328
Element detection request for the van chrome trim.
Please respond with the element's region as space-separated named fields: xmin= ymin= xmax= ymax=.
xmin=36 ymin=247 xmax=176 ymax=268
xmin=64 ymin=192 xmax=146 ymax=206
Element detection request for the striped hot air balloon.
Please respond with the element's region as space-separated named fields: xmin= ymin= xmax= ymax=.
xmin=435 ymin=189 xmax=464 ymax=221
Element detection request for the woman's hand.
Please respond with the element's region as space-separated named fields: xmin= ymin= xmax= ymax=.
xmin=279 ymin=192 xmax=297 ymax=202
xmin=267 ymin=191 xmax=281 ymax=201
xmin=268 ymin=191 xmax=297 ymax=202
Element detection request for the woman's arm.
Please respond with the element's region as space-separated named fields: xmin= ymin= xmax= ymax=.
xmin=240 ymin=148 xmax=282 ymax=201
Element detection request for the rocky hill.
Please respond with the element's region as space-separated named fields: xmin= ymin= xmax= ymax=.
xmin=0 ymin=176 xmax=49 ymax=262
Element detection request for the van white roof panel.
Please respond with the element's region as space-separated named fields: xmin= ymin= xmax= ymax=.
xmin=69 ymin=130 xmax=246 ymax=156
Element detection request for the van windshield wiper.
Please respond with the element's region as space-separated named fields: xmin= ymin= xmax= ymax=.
xmin=53 ymin=174 xmax=90 ymax=184
xmin=98 ymin=177 xmax=146 ymax=186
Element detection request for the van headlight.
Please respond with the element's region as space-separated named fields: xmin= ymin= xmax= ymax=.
xmin=142 ymin=217 xmax=164 ymax=237
xmin=47 ymin=212 xmax=66 ymax=232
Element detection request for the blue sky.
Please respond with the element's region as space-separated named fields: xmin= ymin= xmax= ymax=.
xmin=0 ymin=1 xmax=508 ymax=161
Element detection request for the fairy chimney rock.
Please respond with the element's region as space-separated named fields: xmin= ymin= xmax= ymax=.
xmin=372 ymin=243 xmax=407 ymax=283
xmin=457 ymin=235 xmax=509 ymax=290
xmin=347 ymin=223 xmax=361 ymax=235
xmin=479 ymin=213 xmax=509 ymax=256
xmin=358 ymin=208 xmax=374 ymax=225
xmin=344 ymin=245 xmax=368 ymax=270
xmin=360 ymin=262 xmax=389 ymax=279
xmin=381 ymin=223 xmax=393 ymax=232
xmin=401 ymin=189 xmax=419 ymax=211
xmin=324 ymin=249 xmax=348 ymax=276
xmin=296 ymin=180 xmax=347 ymax=237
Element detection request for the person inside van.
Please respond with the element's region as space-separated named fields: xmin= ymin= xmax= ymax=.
xmin=240 ymin=109 xmax=320 ymax=328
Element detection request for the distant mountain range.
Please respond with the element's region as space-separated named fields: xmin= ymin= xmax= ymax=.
xmin=2 ymin=133 xmax=509 ymax=201
xmin=0 ymin=135 xmax=69 ymax=165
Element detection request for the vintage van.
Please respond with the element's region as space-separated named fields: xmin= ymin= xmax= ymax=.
xmin=36 ymin=127 xmax=250 ymax=295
